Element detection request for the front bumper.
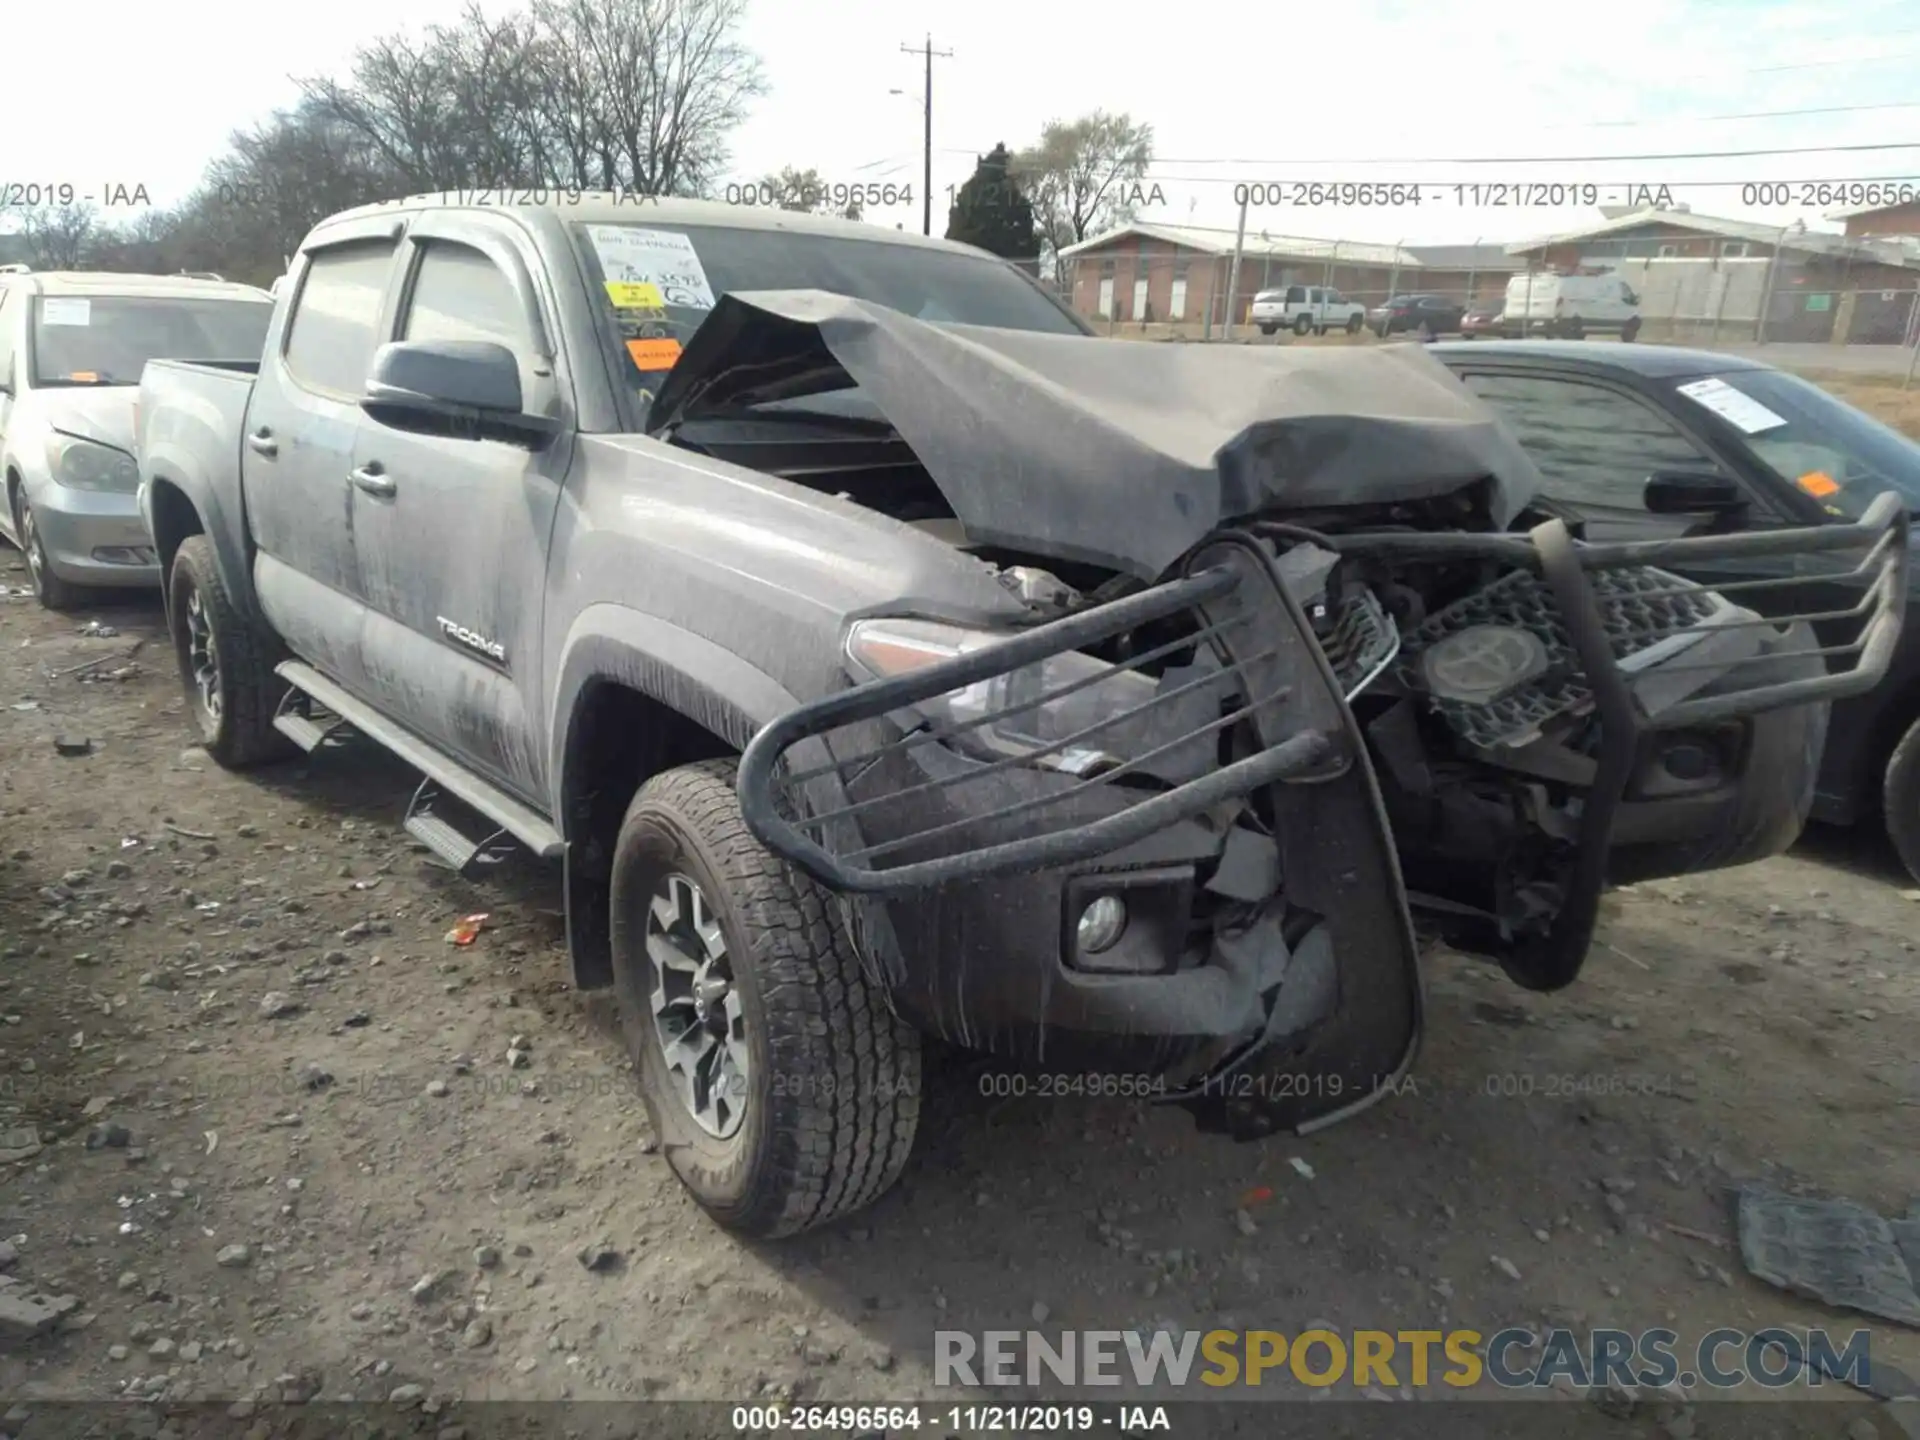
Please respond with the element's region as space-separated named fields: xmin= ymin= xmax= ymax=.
xmin=736 ymin=495 xmax=1907 ymax=1123
xmin=26 ymin=481 xmax=158 ymax=588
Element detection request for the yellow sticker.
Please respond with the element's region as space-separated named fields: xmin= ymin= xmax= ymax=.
xmin=1795 ymin=470 xmax=1840 ymax=498
xmin=606 ymin=281 xmax=665 ymax=310
xmin=627 ymin=337 xmax=683 ymax=372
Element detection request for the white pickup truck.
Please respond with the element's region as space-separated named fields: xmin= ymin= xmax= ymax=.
xmin=1249 ymin=284 xmax=1367 ymax=336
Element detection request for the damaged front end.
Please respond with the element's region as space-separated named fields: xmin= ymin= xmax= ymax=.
xmin=736 ymin=493 xmax=1908 ymax=1141
xmin=672 ymin=289 xmax=1906 ymax=1138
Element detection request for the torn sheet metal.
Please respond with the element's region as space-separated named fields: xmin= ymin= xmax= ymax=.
xmin=646 ymin=289 xmax=1549 ymax=579
xmin=1736 ymin=1184 xmax=1920 ymax=1328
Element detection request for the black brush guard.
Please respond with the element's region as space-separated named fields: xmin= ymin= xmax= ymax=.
xmin=739 ymin=495 xmax=1906 ymax=915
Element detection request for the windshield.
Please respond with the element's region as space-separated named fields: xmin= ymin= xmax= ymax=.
xmin=571 ymin=221 xmax=1085 ymax=401
xmin=1675 ymin=369 xmax=1920 ymax=519
xmin=30 ymin=294 xmax=272 ymax=386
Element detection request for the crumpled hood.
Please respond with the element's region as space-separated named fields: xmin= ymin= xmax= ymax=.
xmin=647 ymin=290 xmax=1548 ymax=578
xmin=36 ymin=388 xmax=138 ymax=454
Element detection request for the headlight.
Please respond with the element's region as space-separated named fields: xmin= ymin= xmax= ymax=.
xmin=844 ymin=617 xmax=1160 ymax=776
xmin=47 ymin=434 xmax=138 ymax=493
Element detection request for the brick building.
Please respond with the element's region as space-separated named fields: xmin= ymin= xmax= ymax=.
xmin=1055 ymin=223 xmax=1519 ymax=327
xmin=1828 ymin=198 xmax=1920 ymax=239
xmin=1506 ymin=206 xmax=1920 ymax=344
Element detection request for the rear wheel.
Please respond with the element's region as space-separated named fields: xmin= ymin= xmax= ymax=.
xmin=167 ymin=535 xmax=293 ymax=768
xmin=1565 ymin=316 xmax=1587 ymax=339
xmin=1622 ymin=315 xmax=1642 ymax=342
xmin=611 ymin=759 xmax=921 ymax=1237
xmin=1258 ymin=323 xmax=1278 ymax=336
xmin=1884 ymin=716 xmax=1920 ymax=882
xmin=1345 ymin=313 xmax=1363 ymax=334
xmin=1293 ymin=313 xmax=1313 ymax=336
xmin=15 ymin=494 xmax=84 ymax=611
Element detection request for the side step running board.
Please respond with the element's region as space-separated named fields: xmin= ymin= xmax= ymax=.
xmin=274 ymin=661 xmax=564 ymax=862
xmin=404 ymin=777 xmax=515 ymax=876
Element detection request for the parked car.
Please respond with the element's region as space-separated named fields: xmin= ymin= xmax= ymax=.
xmin=1458 ymin=296 xmax=1509 ymax=338
xmin=1369 ymin=293 xmax=1466 ymax=338
xmin=1431 ymin=339 xmax=1920 ymax=878
xmin=135 ymin=195 xmax=1903 ymax=1238
xmin=0 ymin=269 xmax=272 ymax=608
xmin=1504 ymin=272 xmax=1642 ymax=340
xmin=1249 ymin=284 xmax=1368 ymax=336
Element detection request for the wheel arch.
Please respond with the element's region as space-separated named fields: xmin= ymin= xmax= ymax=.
xmin=551 ymin=606 xmax=807 ymax=991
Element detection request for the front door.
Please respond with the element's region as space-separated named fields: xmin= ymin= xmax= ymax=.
xmin=348 ymin=215 xmax=571 ymax=803
xmin=243 ymin=225 xmax=405 ymax=692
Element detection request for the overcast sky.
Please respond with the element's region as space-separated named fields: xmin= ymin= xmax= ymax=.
xmin=10 ymin=0 xmax=1920 ymax=247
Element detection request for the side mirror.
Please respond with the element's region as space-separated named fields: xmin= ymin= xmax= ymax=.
xmin=360 ymin=340 xmax=557 ymax=448
xmin=1645 ymin=471 xmax=1747 ymax=514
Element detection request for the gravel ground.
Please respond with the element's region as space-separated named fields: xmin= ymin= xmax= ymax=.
xmin=1 ymin=557 xmax=1917 ymax=1437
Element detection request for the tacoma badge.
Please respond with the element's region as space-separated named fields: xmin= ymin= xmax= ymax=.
xmin=436 ymin=616 xmax=507 ymax=664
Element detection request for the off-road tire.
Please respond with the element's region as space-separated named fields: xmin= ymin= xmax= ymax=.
xmin=611 ymin=759 xmax=921 ymax=1237
xmin=1345 ymin=313 xmax=1364 ymax=334
xmin=1293 ymin=313 xmax=1313 ymax=336
xmin=1883 ymin=716 xmax=1920 ymax=883
xmin=15 ymin=493 xmax=84 ymax=611
xmin=167 ymin=535 xmax=292 ymax=768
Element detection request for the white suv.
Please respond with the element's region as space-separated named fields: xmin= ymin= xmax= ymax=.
xmin=0 ymin=269 xmax=271 ymax=608
xmin=1249 ymin=284 xmax=1368 ymax=336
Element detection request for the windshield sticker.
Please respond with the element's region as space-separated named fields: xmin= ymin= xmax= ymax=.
xmin=606 ymin=280 xmax=667 ymax=311
xmin=1676 ymin=377 xmax=1787 ymax=435
xmin=1795 ymin=469 xmax=1840 ymax=498
xmin=40 ymin=297 xmax=91 ymax=326
xmin=626 ymin=337 xmax=683 ymax=372
xmin=585 ymin=226 xmax=717 ymax=310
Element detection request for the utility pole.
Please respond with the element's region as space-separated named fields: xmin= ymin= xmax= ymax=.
xmin=901 ymin=35 xmax=952 ymax=236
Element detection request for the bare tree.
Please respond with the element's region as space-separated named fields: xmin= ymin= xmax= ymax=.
xmin=18 ymin=204 xmax=101 ymax=269
xmin=529 ymin=0 xmax=766 ymax=196
xmin=1013 ymin=112 xmax=1154 ymax=281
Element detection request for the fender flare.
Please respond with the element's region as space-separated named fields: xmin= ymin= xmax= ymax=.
xmin=548 ymin=604 xmax=806 ymax=801
xmin=141 ymin=464 xmax=262 ymax=629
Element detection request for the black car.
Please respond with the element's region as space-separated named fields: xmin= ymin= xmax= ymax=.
xmin=1371 ymin=293 xmax=1466 ymax=338
xmin=1431 ymin=339 xmax=1920 ymax=879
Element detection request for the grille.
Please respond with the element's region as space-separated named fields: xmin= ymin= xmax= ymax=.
xmin=1400 ymin=565 xmax=1726 ymax=749
xmin=1320 ymin=587 xmax=1400 ymax=699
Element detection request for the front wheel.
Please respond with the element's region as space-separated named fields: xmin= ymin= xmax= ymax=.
xmin=15 ymin=494 xmax=84 ymax=611
xmin=167 ymin=535 xmax=293 ymax=768
xmin=1884 ymin=716 xmax=1920 ymax=882
xmin=611 ymin=759 xmax=922 ymax=1237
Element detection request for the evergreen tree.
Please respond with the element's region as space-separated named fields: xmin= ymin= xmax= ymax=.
xmin=945 ymin=143 xmax=1038 ymax=262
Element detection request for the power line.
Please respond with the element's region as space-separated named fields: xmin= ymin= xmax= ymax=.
xmin=1575 ymin=99 xmax=1920 ymax=129
xmin=1124 ymin=173 xmax=1920 ymax=189
xmin=943 ymin=138 xmax=1920 ymax=167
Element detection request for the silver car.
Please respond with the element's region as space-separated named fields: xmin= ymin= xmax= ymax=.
xmin=0 ymin=269 xmax=272 ymax=608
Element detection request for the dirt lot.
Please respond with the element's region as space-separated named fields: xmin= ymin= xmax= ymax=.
xmin=0 ymin=523 xmax=1918 ymax=1434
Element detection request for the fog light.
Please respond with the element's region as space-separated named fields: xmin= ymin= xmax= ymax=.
xmin=1075 ymin=895 xmax=1128 ymax=955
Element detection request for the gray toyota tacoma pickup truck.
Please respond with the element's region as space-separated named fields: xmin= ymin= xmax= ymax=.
xmin=135 ymin=193 xmax=1908 ymax=1238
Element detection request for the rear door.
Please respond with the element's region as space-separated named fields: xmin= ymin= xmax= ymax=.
xmin=0 ymin=285 xmax=18 ymax=543
xmin=242 ymin=218 xmax=406 ymax=690
xmin=348 ymin=211 xmax=572 ymax=804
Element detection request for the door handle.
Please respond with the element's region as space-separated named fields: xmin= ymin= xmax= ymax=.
xmin=246 ymin=429 xmax=278 ymax=458
xmin=350 ymin=465 xmax=396 ymax=498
